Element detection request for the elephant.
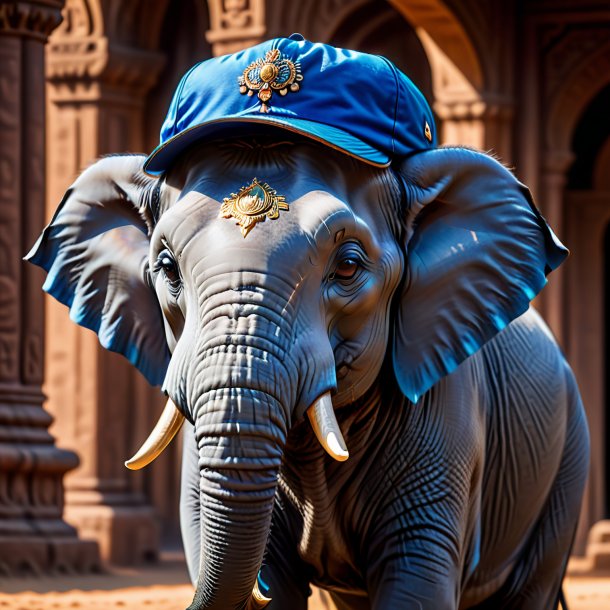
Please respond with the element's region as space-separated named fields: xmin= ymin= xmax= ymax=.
xmin=26 ymin=137 xmax=588 ymax=610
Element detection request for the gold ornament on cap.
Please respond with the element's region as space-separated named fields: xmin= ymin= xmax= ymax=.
xmin=220 ymin=178 xmax=289 ymax=238
xmin=424 ymin=121 xmax=432 ymax=143
xmin=238 ymin=49 xmax=303 ymax=113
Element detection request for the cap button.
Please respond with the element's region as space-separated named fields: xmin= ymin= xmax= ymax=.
xmin=288 ymin=33 xmax=305 ymax=41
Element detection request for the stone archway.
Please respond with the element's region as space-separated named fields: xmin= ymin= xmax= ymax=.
xmin=547 ymin=41 xmax=610 ymax=156
xmin=388 ymin=0 xmax=482 ymax=90
xmin=542 ymin=37 xmax=610 ymax=250
xmin=388 ymin=0 xmax=513 ymax=155
xmin=540 ymin=36 xmax=610 ymax=556
xmin=562 ymin=79 xmax=610 ymax=558
xmin=537 ymin=36 xmax=610 ymax=345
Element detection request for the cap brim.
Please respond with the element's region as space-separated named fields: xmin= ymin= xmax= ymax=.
xmin=143 ymin=115 xmax=391 ymax=176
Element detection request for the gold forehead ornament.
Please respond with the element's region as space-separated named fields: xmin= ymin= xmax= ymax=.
xmin=220 ymin=179 xmax=288 ymax=238
xmin=238 ymin=48 xmax=303 ymax=113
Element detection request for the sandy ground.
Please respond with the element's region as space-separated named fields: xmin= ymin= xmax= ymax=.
xmin=0 ymin=556 xmax=608 ymax=609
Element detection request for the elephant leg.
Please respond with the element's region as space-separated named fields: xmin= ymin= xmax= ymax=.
xmin=363 ymin=488 xmax=475 ymax=609
xmin=363 ymin=457 xmax=479 ymax=607
xmin=258 ymin=491 xmax=311 ymax=609
xmin=367 ymin=557 xmax=458 ymax=610
xmin=472 ymin=379 xmax=589 ymax=610
xmin=363 ymin=505 xmax=463 ymax=609
xmin=180 ymin=420 xmax=201 ymax=587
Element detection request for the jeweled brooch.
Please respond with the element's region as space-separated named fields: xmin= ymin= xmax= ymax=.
xmin=220 ymin=178 xmax=288 ymax=238
xmin=238 ymin=49 xmax=303 ymax=113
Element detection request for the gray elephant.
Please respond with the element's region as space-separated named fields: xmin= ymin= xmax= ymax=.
xmin=27 ymin=36 xmax=588 ymax=610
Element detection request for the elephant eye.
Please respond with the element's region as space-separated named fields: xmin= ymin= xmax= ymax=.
xmin=154 ymin=249 xmax=181 ymax=293
xmin=330 ymin=257 xmax=360 ymax=281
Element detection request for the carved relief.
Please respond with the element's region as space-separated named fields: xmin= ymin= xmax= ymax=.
xmin=543 ymin=30 xmax=610 ymax=151
xmin=0 ymin=470 xmax=66 ymax=520
xmin=33 ymin=474 xmax=60 ymax=509
xmin=544 ymin=26 xmax=610 ymax=103
xmin=0 ymin=277 xmax=17 ymax=379
xmin=54 ymin=0 xmax=97 ymax=38
xmin=222 ymin=0 xmax=252 ymax=29
xmin=47 ymin=0 xmax=165 ymax=96
xmin=10 ymin=472 xmax=29 ymax=508
xmin=0 ymin=41 xmax=20 ymax=383
xmin=47 ymin=0 xmax=107 ymax=83
xmin=24 ymin=334 xmax=43 ymax=382
xmin=0 ymin=1 xmax=64 ymax=41
xmin=22 ymin=43 xmax=46 ymax=385
xmin=207 ymin=0 xmax=265 ymax=55
xmin=0 ymin=474 xmax=9 ymax=508
xmin=47 ymin=6 xmax=107 ymax=84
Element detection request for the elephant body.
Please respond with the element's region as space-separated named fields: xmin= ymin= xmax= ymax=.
xmin=180 ymin=307 xmax=588 ymax=609
xmin=28 ymin=138 xmax=589 ymax=609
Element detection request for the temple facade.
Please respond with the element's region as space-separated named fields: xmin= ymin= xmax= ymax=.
xmin=2 ymin=0 xmax=608 ymax=570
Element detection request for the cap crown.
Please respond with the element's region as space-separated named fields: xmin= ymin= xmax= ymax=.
xmin=145 ymin=34 xmax=436 ymax=174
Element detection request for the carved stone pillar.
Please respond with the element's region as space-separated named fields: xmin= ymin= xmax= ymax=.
xmin=435 ymin=99 xmax=486 ymax=149
xmin=206 ymin=0 xmax=266 ymax=56
xmin=0 ymin=0 xmax=100 ymax=574
xmin=538 ymin=150 xmax=574 ymax=347
xmin=435 ymin=97 xmax=514 ymax=164
xmin=482 ymin=99 xmax=515 ymax=166
xmin=44 ymin=1 xmax=167 ymax=565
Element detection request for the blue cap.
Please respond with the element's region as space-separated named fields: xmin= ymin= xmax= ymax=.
xmin=144 ymin=34 xmax=436 ymax=175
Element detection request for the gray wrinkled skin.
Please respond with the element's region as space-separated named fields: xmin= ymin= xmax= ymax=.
xmin=30 ymin=140 xmax=589 ymax=610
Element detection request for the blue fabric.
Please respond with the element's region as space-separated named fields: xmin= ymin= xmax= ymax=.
xmin=144 ymin=34 xmax=436 ymax=174
xmin=392 ymin=148 xmax=568 ymax=403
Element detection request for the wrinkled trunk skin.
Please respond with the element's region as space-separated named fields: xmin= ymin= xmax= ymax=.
xmin=187 ymin=299 xmax=294 ymax=610
xmin=188 ymin=389 xmax=285 ymax=609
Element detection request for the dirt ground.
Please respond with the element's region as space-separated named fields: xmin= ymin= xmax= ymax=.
xmin=0 ymin=556 xmax=608 ymax=609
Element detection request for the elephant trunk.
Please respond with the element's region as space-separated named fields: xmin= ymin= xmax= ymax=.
xmin=187 ymin=317 xmax=292 ymax=610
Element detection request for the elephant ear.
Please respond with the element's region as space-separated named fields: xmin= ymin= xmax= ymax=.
xmin=393 ymin=147 xmax=567 ymax=403
xmin=25 ymin=154 xmax=170 ymax=386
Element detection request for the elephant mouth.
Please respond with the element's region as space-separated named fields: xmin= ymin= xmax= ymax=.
xmin=124 ymin=390 xmax=349 ymax=471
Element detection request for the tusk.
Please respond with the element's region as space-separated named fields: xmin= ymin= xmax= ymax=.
xmin=307 ymin=392 xmax=349 ymax=462
xmin=125 ymin=398 xmax=185 ymax=470
xmin=246 ymin=579 xmax=272 ymax=609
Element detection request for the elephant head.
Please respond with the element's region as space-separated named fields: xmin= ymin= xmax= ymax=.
xmin=26 ymin=137 xmax=565 ymax=609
